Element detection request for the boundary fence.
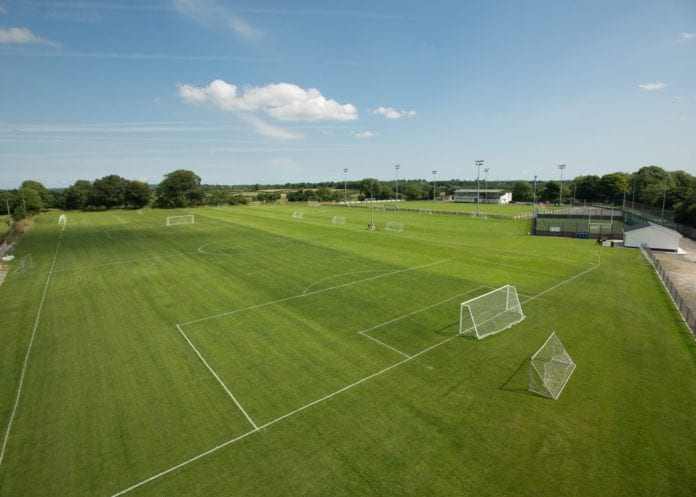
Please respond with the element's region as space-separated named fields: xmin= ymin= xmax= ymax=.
xmin=327 ymin=203 xmax=533 ymax=220
xmin=640 ymin=244 xmax=696 ymax=339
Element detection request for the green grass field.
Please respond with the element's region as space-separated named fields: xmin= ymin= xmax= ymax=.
xmin=0 ymin=205 xmax=695 ymax=497
xmin=368 ymin=200 xmax=537 ymax=215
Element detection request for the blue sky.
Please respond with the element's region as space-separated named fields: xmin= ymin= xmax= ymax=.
xmin=0 ymin=0 xmax=694 ymax=188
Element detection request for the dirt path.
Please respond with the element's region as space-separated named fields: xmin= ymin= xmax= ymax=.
xmin=653 ymin=237 xmax=696 ymax=323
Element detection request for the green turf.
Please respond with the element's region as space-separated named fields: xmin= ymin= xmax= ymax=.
xmin=0 ymin=205 xmax=694 ymax=497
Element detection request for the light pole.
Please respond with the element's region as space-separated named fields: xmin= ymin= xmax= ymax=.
xmin=558 ymin=164 xmax=566 ymax=206
xmin=661 ymin=181 xmax=667 ymax=220
xmin=533 ymin=175 xmax=538 ymax=204
xmin=343 ymin=168 xmax=348 ymax=205
xmin=475 ymin=160 xmax=484 ymax=216
xmin=484 ymin=167 xmax=489 ymax=192
xmin=394 ymin=164 xmax=400 ymax=209
xmin=370 ymin=179 xmax=375 ymax=230
xmin=631 ymin=177 xmax=636 ymax=210
xmin=432 ymin=170 xmax=438 ymax=202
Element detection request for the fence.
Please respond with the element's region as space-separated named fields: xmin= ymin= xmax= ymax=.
xmin=640 ymin=244 xmax=696 ymax=339
xmin=330 ymin=203 xmax=533 ymax=220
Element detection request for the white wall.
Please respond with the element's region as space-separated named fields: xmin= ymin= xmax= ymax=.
xmin=624 ymin=227 xmax=681 ymax=251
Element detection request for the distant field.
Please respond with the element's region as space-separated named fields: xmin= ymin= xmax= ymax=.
xmin=0 ymin=205 xmax=694 ymax=497
xmin=360 ymin=200 xmax=555 ymax=216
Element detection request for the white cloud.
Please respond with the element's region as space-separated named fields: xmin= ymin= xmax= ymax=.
xmin=178 ymin=79 xmax=358 ymax=122
xmin=0 ymin=26 xmax=60 ymax=47
xmin=237 ymin=113 xmax=302 ymax=140
xmin=354 ymin=131 xmax=378 ymax=139
xmin=372 ymin=106 xmax=416 ymax=119
xmin=172 ymin=0 xmax=262 ymax=42
xmin=680 ymin=32 xmax=695 ymax=41
xmin=0 ymin=6 xmax=6 ymax=14
xmin=638 ymin=82 xmax=667 ymax=91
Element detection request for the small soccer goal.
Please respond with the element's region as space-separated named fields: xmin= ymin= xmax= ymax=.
xmin=384 ymin=221 xmax=404 ymax=232
xmin=292 ymin=211 xmax=304 ymax=219
xmin=459 ymin=285 xmax=525 ymax=339
xmin=588 ymin=223 xmax=612 ymax=234
xmin=58 ymin=214 xmax=66 ymax=228
xmin=528 ymin=332 xmax=576 ymax=399
xmin=166 ymin=214 xmax=195 ymax=226
xmin=14 ymin=253 xmax=32 ymax=273
xmin=418 ymin=209 xmax=433 ymax=214
xmin=331 ymin=216 xmax=346 ymax=224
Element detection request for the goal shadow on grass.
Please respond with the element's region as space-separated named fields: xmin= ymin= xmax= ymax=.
xmin=499 ymin=359 xmax=537 ymax=396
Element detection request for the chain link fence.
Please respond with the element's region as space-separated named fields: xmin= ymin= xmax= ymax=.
xmin=640 ymin=244 xmax=696 ymax=339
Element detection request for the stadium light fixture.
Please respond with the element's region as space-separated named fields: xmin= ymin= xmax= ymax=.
xmin=475 ymin=160 xmax=484 ymax=216
xmin=558 ymin=164 xmax=566 ymax=206
xmin=394 ymin=164 xmax=400 ymax=210
xmin=432 ymin=170 xmax=438 ymax=202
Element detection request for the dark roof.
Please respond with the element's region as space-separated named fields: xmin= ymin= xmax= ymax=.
xmin=623 ymin=222 xmax=651 ymax=233
xmin=623 ymin=222 xmax=681 ymax=237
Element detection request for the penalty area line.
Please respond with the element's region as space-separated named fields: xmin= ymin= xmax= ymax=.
xmin=111 ymin=268 xmax=599 ymax=496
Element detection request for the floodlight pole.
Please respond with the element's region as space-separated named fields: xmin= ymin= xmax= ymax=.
xmin=370 ymin=180 xmax=375 ymax=229
xmin=394 ymin=164 xmax=400 ymax=210
xmin=475 ymin=160 xmax=484 ymax=216
xmin=631 ymin=177 xmax=636 ymax=210
xmin=432 ymin=170 xmax=438 ymax=202
xmin=533 ymin=175 xmax=537 ymax=204
xmin=343 ymin=168 xmax=348 ymax=205
xmin=661 ymin=181 xmax=667 ymax=220
xmin=484 ymin=167 xmax=489 ymax=193
xmin=558 ymin=164 xmax=566 ymax=207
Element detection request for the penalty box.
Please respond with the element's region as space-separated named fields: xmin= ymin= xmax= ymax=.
xmin=180 ymin=286 xmax=471 ymax=425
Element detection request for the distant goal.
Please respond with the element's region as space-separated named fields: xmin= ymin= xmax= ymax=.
xmin=459 ymin=285 xmax=525 ymax=339
xmin=384 ymin=222 xmax=404 ymax=232
xmin=166 ymin=215 xmax=195 ymax=226
xmin=331 ymin=216 xmax=346 ymax=225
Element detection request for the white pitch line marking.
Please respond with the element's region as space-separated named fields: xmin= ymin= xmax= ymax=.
xmin=104 ymin=230 xmax=112 ymax=240
xmin=175 ymin=325 xmax=258 ymax=430
xmin=359 ymin=333 xmax=411 ymax=358
xmin=302 ymin=269 xmax=395 ymax=295
xmin=0 ymin=230 xmax=64 ymax=468
xmin=111 ymin=264 xmax=599 ymax=497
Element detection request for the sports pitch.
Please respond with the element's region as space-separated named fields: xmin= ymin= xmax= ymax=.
xmin=1 ymin=205 xmax=695 ymax=496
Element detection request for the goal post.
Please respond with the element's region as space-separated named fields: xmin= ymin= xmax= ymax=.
xmin=58 ymin=214 xmax=66 ymax=228
xmin=528 ymin=332 xmax=576 ymax=399
xmin=459 ymin=285 xmax=525 ymax=339
xmin=384 ymin=221 xmax=404 ymax=232
xmin=166 ymin=214 xmax=195 ymax=226
xmin=331 ymin=216 xmax=346 ymax=224
xmin=14 ymin=253 xmax=32 ymax=273
xmin=292 ymin=211 xmax=304 ymax=219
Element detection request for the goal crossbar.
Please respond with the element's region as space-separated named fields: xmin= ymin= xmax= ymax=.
xmin=528 ymin=331 xmax=576 ymax=399
xmin=166 ymin=214 xmax=195 ymax=226
xmin=459 ymin=285 xmax=525 ymax=339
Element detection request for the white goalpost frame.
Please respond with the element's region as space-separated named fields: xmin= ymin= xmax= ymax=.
xmin=166 ymin=214 xmax=195 ymax=226
xmin=331 ymin=215 xmax=346 ymax=224
xmin=292 ymin=211 xmax=304 ymax=219
xmin=14 ymin=253 xmax=32 ymax=273
xmin=58 ymin=214 xmax=66 ymax=227
xmin=588 ymin=222 xmax=612 ymax=234
xmin=528 ymin=331 xmax=576 ymax=400
xmin=458 ymin=284 xmax=525 ymax=339
xmin=384 ymin=221 xmax=404 ymax=232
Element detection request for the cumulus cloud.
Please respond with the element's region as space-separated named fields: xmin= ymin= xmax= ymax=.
xmin=638 ymin=82 xmax=667 ymax=91
xmin=354 ymin=131 xmax=378 ymax=139
xmin=172 ymin=0 xmax=262 ymax=42
xmin=372 ymin=106 xmax=416 ymax=119
xmin=178 ymin=79 xmax=358 ymax=121
xmin=680 ymin=32 xmax=695 ymax=41
xmin=0 ymin=26 xmax=60 ymax=47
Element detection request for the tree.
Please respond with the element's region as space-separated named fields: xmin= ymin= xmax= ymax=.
xmin=15 ymin=187 xmax=42 ymax=216
xmin=91 ymin=175 xmax=128 ymax=209
xmin=20 ymin=180 xmax=53 ymax=208
xmin=63 ymin=180 xmax=93 ymax=210
xmin=155 ymin=170 xmax=203 ymax=208
xmin=124 ymin=180 xmax=151 ymax=209
xmin=634 ymin=165 xmax=671 ymax=206
xmin=598 ymin=173 xmax=629 ymax=204
xmin=573 ymin=175 xmax=601 ymax=202
xmin=511 ymin=181 xmax=532 ymax=202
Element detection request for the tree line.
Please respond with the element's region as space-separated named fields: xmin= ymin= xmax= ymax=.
xmin=2 ymin=164 xmax=695 ymax=228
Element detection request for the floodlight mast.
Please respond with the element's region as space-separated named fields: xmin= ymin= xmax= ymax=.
xmin=343 ymin=168 xmax=348 ymax=205
xmin=394 ymin=164 xmax=400 ymax=210
xmin=484 ymin=167 xmax=489 ymax=192
xmin=432 ymin=170 xmax=438 ymax=202
xmin=475 ymin=160 xmax=484 ymax=216
xmin=558 ymin=164 xmax=566 ymax=206
xmin=533 ymin=175 xmax=538 ymax=204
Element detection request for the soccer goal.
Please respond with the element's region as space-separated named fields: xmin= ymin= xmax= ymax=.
xmin=418 ymin=209 xmax=433 ymax=215
xmin=14 ymin=253 xmax=32 ymax=273
xmin=528 ymin=332 xmax=576 ymax=399
xmin=292 ymin=211 xmax=304 ymax=219
xmin=166 ymin=215 xmax=195 ymax=226
xmin=58 ymin=214 xmax=66 ymax=228
xmin=588 ymin=223 xmax=612 ymax=234
xmin=459 ymin=285 xmax=525 ymax=339
xmin=331 ymin=216 xmax=346 ymax=224
xmin=384 ymin=221 xmax=404 ymax=232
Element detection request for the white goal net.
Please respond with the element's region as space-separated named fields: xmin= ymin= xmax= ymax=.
xmin=459 ymin=285 xmax=525 ymax=339
xmin=166 ymin=215 xmax=195 ymax=226
xmin=292 ymin=211 xmax=304 ymax=219
xmin=331 ymin=216 xmax=346 ymax=224
xmin=588 ymin=223 xmax=612 ymax=234
xmin=384 ymin=221 xmax=404 ymax=232
xmin=528 ymin=332 xmax=576 ymax=399
xmin=14 ymin=253 xmax=32 ymax=273
xmin=58 ymin=214 xmax=66 ymax=228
